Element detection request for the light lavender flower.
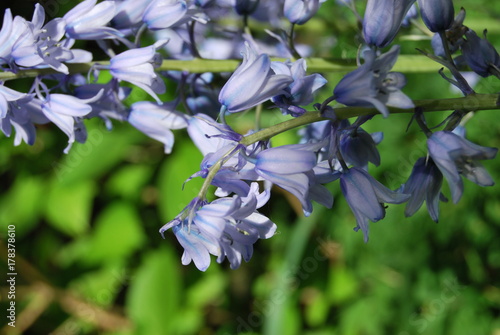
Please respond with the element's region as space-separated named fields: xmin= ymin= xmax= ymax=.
xmin=219 ymin=42 xmax=293 ymax=113
xmin=128 ymin=101 xmax=189 ymax=154
xmin=427 ymin=131 xmax=497 ymax=204
xmin=109 ymin=41 xmax=167 ymax=103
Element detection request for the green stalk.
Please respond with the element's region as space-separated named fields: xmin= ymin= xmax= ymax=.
xmin=0 ymin=55 xmax=444 ymax=81
xmin=240 ymin=93 xmax=500 ymax=146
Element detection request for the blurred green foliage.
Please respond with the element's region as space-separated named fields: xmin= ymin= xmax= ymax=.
xmin=1 ymin=1 xmax=500 ymax=335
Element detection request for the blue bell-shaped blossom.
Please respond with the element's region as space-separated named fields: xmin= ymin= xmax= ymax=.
xmin=284 ymin=0 xmax=323 ymax=25
xmin=40 ymin=90 xmax=103 ymax=153
xmin=109 ymin=40 xmax=167 ymax=103
xmin=254 ymin=141 xmax=329 ymax=215
xmin=63 ymin=0 xmax=120 ymax=40
xmin=159 ymin=184 xmax=276 ymax=271
xmin=333 ymin=45 xmax=414 ymax=117
xmin=340 ymin=167 xmax=410 ymax=242
xmin=402 ymin=157 xmax=445 ymax=222
xmin=417 ymin=0 xmax=454 ymax=32
xmin=128 ymin=101 xmax=189 ymax=154
xmin=235 ymin=0 xmax=260 ymax=15
xmin=339 ymin=127 xmax=382 ymax=168
xmin=219 ymin=42 xmax=293 ymax=113
xmin=362 ymin=0 xmax=416 ymax=48
xmin=427 ymin=131 xmax=497 ymax=204
xmin=271 ymin=58 xmax=327 ymax=116
xmin=461 ymin=30 xmax=500 ymax=78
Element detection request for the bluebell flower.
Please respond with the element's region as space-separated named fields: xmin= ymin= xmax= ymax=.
xmin=128 ymin=101 xmax=189 ymax=154
xmin=109 ymin=41 xmax=167 ymax=103
xmin=0 ymin=87 xmax=47 ymax=146
xmin=339 ymin=127 xmax=382 ymax=168
xmin=254 ymin=141 xmax=328 ymax=215
xmin=0 ymin=83 xmax=30 ymax=119
xmin=362 ymin=0 xmax=416 ymax=48
xmin=74 ymin=81 xmax=131 ymax=128
xmin=430 ymin=8 xmax=466 ymax=58
xmin=10 ymin=5 xmax=78 ymax=74
xmin=333 ymin=45 xmax=414 ymax=117
xmin=271 ymin=59 xmax=327 ymax=116
xmin=427 ymin=131 xmax=498 ymax=204
xmin=215 ymin=183 xmax=277 ymax=269
xmin=235 ymin=0 xmax=260 ymax=15
xmin=402 ymin=157 xmax=444 ymax=222
xmin=284 ymin=0 xmax=323 ymax=25
xmin=39 ymin=90 xmax=103 ymax=153
xmin=417 ymin=0 xmax=454 ymax=32
xmin=160 ymin=184 xmax=276 ymax=271
xmin=461 ymin=30 xmax=500 ymax=78
xmin=340 ymin=167 xmax=410 ymax=242
xmin=219 ymin=42 xmax=293 ymax=113
xmin=143 ymin=0 xmax=189 ymax=30
xmin=63 ymin=0 xmax=120 ymax=40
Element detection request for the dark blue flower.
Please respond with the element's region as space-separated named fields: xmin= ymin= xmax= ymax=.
xmin=402 ymin=157 xmax=444 ymax=222
xmin=427 ymin=131 xmax=498 ymax=204
xmin=340 ymin=167 xmax=410 ymax=242
xmin=461 ymin=30 xmax=500 ymax=78
xmin=417 ymin=0 xmax=454 ymax=32
xmin=339 ymin=127 xmax=382 ymax=168
xmin=363 ymin=0 xmax=416 ymax=48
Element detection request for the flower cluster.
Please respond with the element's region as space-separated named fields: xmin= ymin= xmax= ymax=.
xmin=1 ymin=0 xmax=498 ymax=270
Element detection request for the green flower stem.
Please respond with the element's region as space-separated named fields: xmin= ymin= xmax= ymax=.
xmin=0 ymin=55 xmax=444 ymax=81
xmin=240 ymin=93 xmax=500 ymax=146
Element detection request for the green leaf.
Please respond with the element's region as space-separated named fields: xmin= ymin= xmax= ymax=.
xmin=56 ymin=201 xmax=146 ymax=266
xmin=82 ymin=201 xmax=146 ymax=265
xmin=0 ymin=175 xmax=45 ymax=237
xmin=126 ymin=246 xmax=183 ymax=335
xmin=105 ymin=164 xmax=153 ymax=199
xmin=327 ymin=264 xmax=359 ymax=304
xmin=45 ymin=179 xmax=96 ymax=237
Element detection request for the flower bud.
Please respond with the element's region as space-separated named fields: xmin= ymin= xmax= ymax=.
xmin=363 ymin=0 xmax=415 ymax=48
xmin=417 ymin=0 xmax=454 ymax=32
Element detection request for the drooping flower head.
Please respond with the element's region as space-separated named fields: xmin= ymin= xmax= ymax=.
xmin=218 ymin=42 xmax=293 ymax=114
xmin=427 ymin=130 xmax=497 ymax=204
xmin=340 ymin=167 xmax=410 ymax=242
xmin=109 ymin=40 xmax=168 ymax=103
xmin=461 ymin=30 xmax=500 ymax=78
xmin=159 ymin=184 xmax=276 ymax=271
xmin=333 ymin=45 xmax=414 ymax=117
xmin=403 ymin=157 xmax=445 ymax=222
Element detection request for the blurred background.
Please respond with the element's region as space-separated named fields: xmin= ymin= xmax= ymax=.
xmin=1 ymin=1 xmax=500 ymax=334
